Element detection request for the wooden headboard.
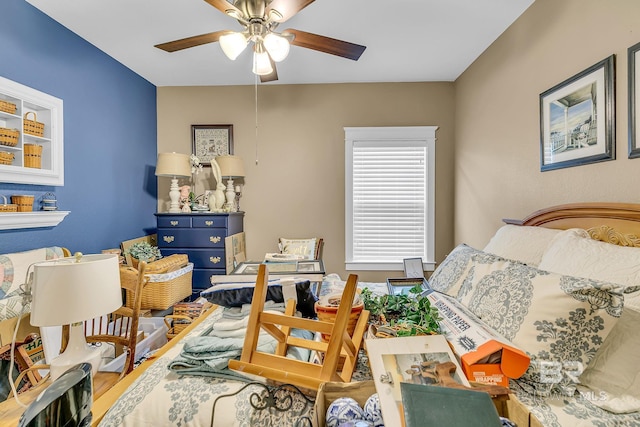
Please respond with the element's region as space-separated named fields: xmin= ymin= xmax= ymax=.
xmin=503 ymin=202 xmax=640 ymax=248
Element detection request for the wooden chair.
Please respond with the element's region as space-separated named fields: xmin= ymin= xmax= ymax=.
xmin=228 ymin=264 xmax=369 ymax=391
xmin=6 ymin=262 xmax=149 ymax=400
xmin=61 ymin=260 xmax=149 ymax=380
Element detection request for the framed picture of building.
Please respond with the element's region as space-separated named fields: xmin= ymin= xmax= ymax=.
xmin=629 ymin=43 xmax=640 ymax=158
xmin=539 ymin=55 xmax=615 ymax=171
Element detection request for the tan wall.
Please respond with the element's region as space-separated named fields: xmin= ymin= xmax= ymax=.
xmin=455 ymin=0 xmax=640 ymax=249
xmin=158 ymin=82 xmax=455 ymax=282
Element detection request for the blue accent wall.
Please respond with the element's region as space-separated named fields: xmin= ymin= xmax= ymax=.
xmin=0 ymin=0 xmax=157 ymax=254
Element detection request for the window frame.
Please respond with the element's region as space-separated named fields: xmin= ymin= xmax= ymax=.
xmin=345 ymin=126 xmax=438 ymax=271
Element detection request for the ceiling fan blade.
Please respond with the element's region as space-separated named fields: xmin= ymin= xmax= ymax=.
xmin=266 ymin=0 xmax=315 ymax=23
xmin=260 ymin=59 xmax=279 ymax=83
xmin=155 ymin=31 xmax=228 ymax=52
xmin=283 ymin=29 xmax=366 ymax=61
xmin=203 ymin=0 xmax=243 ymax=19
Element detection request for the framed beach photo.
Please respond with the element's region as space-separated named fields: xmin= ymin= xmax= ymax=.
xmin=191 ymin=124 xmax=233 ymax=166
xmin=539 ymin=55 xmax=615 ymax=171
xmin=629 ymin=42 xmax=640 ymax=158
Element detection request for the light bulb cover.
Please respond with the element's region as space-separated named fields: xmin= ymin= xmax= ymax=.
xmin=253 ymin=50 xmax=273 ymax=75
xmin=263 ymin=33 xmax=290 ymax=62
xmin=220 ymin=32 xmax=248 ymax=60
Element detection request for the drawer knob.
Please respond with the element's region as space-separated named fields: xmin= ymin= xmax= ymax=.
xmin=205 ymin=220 xmax=213 ymax=226
xmin=163 ymin=236 xmax=175 ymax=244
xmin=209 ymin=236 xmax=221 ymax=244
xmin=209 ymin=256 xmax=221 ymax=264
xmin=170 ymin=220 xmax=179 ymax=226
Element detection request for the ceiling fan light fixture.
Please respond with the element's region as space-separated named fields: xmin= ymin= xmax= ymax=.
xmin=219 ymin=32 xmax=248 ymax=60
xmin=252 ymin=49 xmax=273 ymax=76
xmin=263 ymin=33 xmax=290 ymax=62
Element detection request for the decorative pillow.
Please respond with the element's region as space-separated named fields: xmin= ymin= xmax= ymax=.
xmin=482 ymin=224 xmax=564 ymax=266
xmin=538 ymin=228 xmax=640 ymax=309
xmin=279 ymin=238 xmax=317 ymax=260
xmin=457 ymin=252 xmax=624 ymax=372
xmin=578 ymin=308 xmax=640 ymax=413
xmin=427 ymin=244 xmax=480 ymax=297
xmin=201 ymin=280 xmax=318 ymax=318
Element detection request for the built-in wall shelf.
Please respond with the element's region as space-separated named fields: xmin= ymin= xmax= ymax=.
xmin=0 ymin=211 xmax=69 ymax=230
xmin=0 ymin=76 xmax=64 ymax=186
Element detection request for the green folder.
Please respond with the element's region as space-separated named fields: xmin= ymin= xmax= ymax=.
xmin=400 ymin=383 xmax=502 ymax=427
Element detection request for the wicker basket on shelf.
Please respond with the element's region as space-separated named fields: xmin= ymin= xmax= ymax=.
xmin=0 ymin=100 xmax=17 ymax=115
xmin=0 ymin=151 xmax=14 ymax=165
xmin=0 ymin=195 xmax=17 ymax=213
xmin=0 ymin=128 xmax=19 ymax=147
xmin=23 ymin=144 xmax=42 ymax=169
xmin=23 ymin=112 xmax=44 ymax=137
xmin=11 ymin=195 xmax=34 ymax=212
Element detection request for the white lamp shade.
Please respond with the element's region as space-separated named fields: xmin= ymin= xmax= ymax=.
xmin=220 ymin=32 xmax=248 ymax=60
xmin=156 ymin=152 xmax=191 ymax=178
xmin=252 ymin=50 xmax=273 ymax=75
xmin=31 ymin=254 xmax=122 ymax=327
xmin=263 ymin=33 xmax=290 ymax=62
xmin=216 ymin=155 xmax=245 ymax=178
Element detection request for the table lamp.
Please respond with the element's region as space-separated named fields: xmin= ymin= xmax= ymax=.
xmin=215 ymin=155 xmax=245 ymax=212
xmin=30 ymin=253 xmax=122 ymax=381
xmin=156 ymin=152 xmax=192 ymax=213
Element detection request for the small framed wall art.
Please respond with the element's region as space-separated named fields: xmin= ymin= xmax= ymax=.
xmin=539 ymin=55 xmax=615 ymax=171
xmin=191 ymin=124 xmax=233 ymax=166
xmin=629 ymin=42 xmax=640 ymax=158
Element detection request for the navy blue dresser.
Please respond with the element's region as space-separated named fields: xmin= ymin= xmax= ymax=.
xmin=155 ymin=212 xmax=244 ymax=298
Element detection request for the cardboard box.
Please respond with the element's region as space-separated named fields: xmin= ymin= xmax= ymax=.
xmin=312 ymin=380 xmax=377 ymax=427
xmin=423 ymin=289 xmax=530 ymax=386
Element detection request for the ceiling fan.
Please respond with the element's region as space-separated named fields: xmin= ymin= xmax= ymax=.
xmin=154 ymin=0 xmax=366 ymax=82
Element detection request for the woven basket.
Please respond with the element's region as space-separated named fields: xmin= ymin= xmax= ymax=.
xmin=23 ymin=112 xmax=44 ymax=137
xmin=0 ymin=151 xmax=14 ymax=165
xmin=0 ymin=195 xmax=17 ymax=213
xmin=11 ymin=195 xmax=34 ymax=212
xmin=0 ymin=127 xmax=19 ymax=147
xmin=0 ymin=100 xmax=17 ymax=115
xmin=24 ymin=144 xmax=42 ymax=169
xmin=164 ymin=301 xmax=212 ymax=340
xmin=315 ymin=298 xmax=364 ymax=342
xmin=125 ymin=262 xmax=193 ymax=310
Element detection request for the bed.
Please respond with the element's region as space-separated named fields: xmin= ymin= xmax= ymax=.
xmin=94 ymin=202 xmax=640 ymax=427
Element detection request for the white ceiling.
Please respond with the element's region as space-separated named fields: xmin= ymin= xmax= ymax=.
xmin=25 ymin=0 xmax=534 ymax=87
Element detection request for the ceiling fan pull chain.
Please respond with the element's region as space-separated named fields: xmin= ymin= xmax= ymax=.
xmin=254 ymin=76 xmax=258 ymax=165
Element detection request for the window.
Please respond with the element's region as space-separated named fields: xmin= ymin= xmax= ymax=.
xmin=345 ymin=126 xmax=437 ymax=271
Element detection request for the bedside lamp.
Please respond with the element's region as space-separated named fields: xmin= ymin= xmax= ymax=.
xmin=30 ymin=253 xmax=122 ymax=381
xmin=156 ymin=152 xmax=191 ymax=213
xmin=216 ymin=155 xmax=245 ymax=212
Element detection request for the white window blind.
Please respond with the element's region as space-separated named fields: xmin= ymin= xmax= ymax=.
xmin=345 ymin=127 xmax=437 ymax=271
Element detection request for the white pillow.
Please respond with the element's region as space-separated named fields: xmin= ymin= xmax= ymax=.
xmin=578 ymin=308 xmax=640 ymax=413
xmin=278 ymin=238 xmax=317 ymax=260
xmin=482 ymin=225 xmax=564 ymax=266
xmin=538 ymin=228 xmax=640 ymax=309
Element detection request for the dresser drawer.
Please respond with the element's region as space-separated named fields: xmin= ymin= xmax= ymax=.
xmin=192 ymin=215 xmax=228 ymax=228
xmin=157 ymin=216 xmax=191 ymax=228
xmin=159 ymin=248 xmax=226 ymax=270
xmin=157 ymin=229 xmax=227 ymax=248
xmin=192 ymin=269 xmax=225 ymax=291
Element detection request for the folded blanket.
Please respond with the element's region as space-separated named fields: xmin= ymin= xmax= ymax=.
xmin=168 ymin=325 xmax=277 ymax=382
